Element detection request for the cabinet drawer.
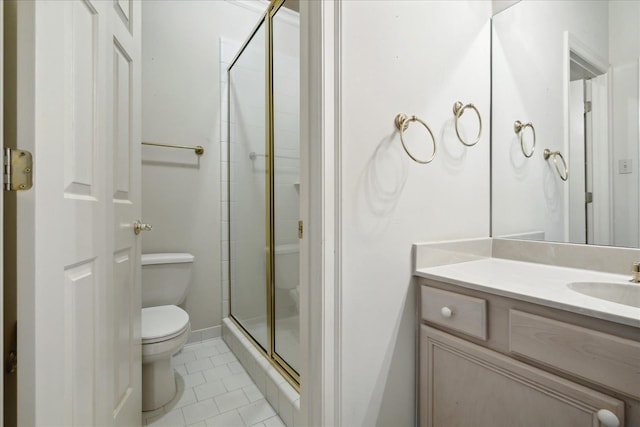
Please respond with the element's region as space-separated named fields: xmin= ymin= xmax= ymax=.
xmin=510 ymin=310 xmax=640 ymax=399
xmin=421 ymin=286 xmax=487 ymax=340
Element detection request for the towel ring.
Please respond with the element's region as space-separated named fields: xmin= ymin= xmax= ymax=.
xmin=452 ymin=101 xmax=482 ymax=147
xmin=514 ymin=120 xmax=536 ymax=158
xmin=543 ymin=148 xmax=569 ymax=181
xmin=394 ymin=113 xmax=437 ymax=164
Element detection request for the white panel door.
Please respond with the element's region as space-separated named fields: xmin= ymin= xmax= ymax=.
xmin=108 ymin=0 xmax=142 ymax=424
xmin=13 ymin=1 xmax=141 ymax=425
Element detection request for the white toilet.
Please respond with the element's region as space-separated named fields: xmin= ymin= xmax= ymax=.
xmin=141 ymin=253 xmax=194 ymax=411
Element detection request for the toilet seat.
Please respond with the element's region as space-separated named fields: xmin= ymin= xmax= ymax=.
xmin=142 ymin=305 xmax=190 ymax=344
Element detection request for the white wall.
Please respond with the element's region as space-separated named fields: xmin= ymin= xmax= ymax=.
xmin=338 ymin=1 xmax=491 ymax=425
xmin=141 ymin=1 xmax=263 ymax=331
xmin=492 ymin=1 xmax=608 ymax=241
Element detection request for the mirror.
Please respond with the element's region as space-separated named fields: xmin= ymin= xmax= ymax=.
xmin=492 ymin=0 xmax=640 ymax=248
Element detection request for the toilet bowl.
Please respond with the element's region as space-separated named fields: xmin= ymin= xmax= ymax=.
xmin=141 ymin=253 xmax=194 ymax=411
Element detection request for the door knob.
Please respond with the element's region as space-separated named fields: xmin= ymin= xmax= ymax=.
xmin=134 ymin=220 xmax=152 ymax=235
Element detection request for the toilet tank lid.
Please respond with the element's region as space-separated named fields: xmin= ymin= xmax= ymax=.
xmin=142 ymin=253 xmax=194 ymax=266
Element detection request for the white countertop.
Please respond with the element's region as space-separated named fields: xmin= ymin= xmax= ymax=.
xmin=415 ymin=257 xmax=640 ymax=328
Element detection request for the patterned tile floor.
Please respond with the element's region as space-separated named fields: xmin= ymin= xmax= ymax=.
xmin=142 ymin=338 xmax=284 ymax=427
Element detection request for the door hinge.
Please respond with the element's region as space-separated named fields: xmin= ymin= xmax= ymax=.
xmin=4 ymin=148 xmax=33 ymax=191
xmin=6 ymin=322 xmax=17 ymax=374
xmin=584 ymin=101 xmax=592 ymax=113
xmin=298 ymin=220 xmax=303 ymax=239
xmin=586 ymin=191 xmax=593 ymax=204
xmin=6 ymin=351 xmax=16 ymax=374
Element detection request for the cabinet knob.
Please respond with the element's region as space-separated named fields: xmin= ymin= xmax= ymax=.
xmin=597 ymin=409 xmax=619 ymax=427
xmin=440 ymin=307 xmax=453 ymax=318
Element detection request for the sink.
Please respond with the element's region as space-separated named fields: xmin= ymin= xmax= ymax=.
xmin=568 ymin=282 xmax=640 ymax=308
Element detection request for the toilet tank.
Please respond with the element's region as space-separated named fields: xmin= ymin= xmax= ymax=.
xmin=141 ymin=253 xmax=194 ymax=308
xmin=274 ymin=243 xmax=299 ymax=289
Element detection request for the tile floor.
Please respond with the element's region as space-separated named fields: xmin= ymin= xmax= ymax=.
xmin=142 ymin=338 xmax=284 ymax=427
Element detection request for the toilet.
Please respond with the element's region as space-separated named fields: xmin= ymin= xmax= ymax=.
xmin=141 ymin=253 xmax=194 ymax=411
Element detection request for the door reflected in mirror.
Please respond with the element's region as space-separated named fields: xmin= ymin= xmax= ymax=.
xmin=492 ymin=0 xmax=639 ymax=248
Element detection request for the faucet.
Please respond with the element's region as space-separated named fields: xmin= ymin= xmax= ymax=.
xmin=632 ymin=262 xmax=640 ymax=283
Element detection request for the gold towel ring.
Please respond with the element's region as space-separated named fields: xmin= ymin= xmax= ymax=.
xmin=452 ymin=102 xmax=482 ymax=147
xmin=394 ymin=113 xmax=437 ymax=164
xmin=543 ymin=148 xmax=569 ymax=181
xmin=514 ymin=120 xmax=536 ymax=158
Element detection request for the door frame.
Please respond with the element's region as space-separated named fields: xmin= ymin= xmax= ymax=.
xmin=562 ymin=31 xmax=608 ymax=241
xmin=299 ymin=1 xmax=341 ymax=425
xmin=0 ymin=1 xmax=4 ymax=422
xmin=12 ymin=1 xmax=36 ymax=423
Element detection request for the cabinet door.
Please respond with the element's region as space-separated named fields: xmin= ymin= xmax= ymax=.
xmin=420 ymin=325 xmax=624 ymax=427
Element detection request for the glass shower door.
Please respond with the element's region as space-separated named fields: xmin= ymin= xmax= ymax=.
xmin=228 ymin=21 xmax=268 ymax=351
xmin=227 ymin=0 xmax=300 ymax=387
xmin=271 ymin=1 xmax=300 ymax=376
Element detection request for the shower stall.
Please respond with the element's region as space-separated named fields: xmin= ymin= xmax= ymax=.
xmin=226 ymin=0 xmax=300 ymax=386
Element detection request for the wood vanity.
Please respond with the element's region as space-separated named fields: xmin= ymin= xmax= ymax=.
xmin=417 ymin=275 xmax=640 ymax=427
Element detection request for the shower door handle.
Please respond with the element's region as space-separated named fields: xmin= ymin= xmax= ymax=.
xmin=134 ymin=220 xmax=153 ymax=235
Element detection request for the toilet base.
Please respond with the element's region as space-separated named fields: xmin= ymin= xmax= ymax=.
xmin=141 ymin=323 xmax=190 ymax=412
xmin=142 ymin=357 xmax=177 ymax=411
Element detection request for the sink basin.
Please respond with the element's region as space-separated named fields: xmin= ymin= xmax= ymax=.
xmin=568 ymin=282 xmax=640 ymax=308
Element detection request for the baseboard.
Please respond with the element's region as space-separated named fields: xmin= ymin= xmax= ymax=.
xmin=185 ymin=325 xmax=222 ymax=345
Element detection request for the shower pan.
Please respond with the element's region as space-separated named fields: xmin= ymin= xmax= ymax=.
xmin=226 ymin=0 xmax=300 ymax=387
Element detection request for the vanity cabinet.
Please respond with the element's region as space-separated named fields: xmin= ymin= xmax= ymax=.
xmin=418 ymin=278 xmax=640 ymax=427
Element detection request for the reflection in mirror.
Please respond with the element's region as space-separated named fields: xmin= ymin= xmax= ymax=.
xmin=492 ymin=0 xmax=640 ymax=248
